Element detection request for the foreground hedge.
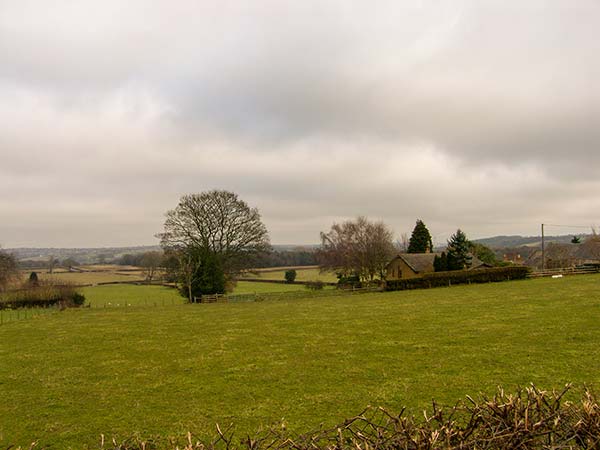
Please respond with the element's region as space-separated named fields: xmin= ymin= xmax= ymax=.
xmin=385 ymin=266 xmax=531 ymax=291
xmin=0 ymin=284 xmax=85 ymax=309
xmin=17 ymin=385 xmax=597 ymax=449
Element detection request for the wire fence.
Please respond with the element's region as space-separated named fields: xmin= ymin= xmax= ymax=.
xmin=87 ymin=298 xmax=185 ymax=308
xmin=195 ymin=286 xmax=383 ymax=304
xmin=0 ymin=305 xmax=59 ymax=326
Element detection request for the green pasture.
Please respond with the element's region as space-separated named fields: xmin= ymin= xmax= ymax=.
xmin=79 ymin=282 xmax=308 ymax=307
xmin=242 ymin=267 xmax=338 ymax=283
xmin=81 ymin=284 xmax=183 ymax=307
xmin=2 ymin=274 xmax=600 ymax=448
xmin=232 ymin=280 xmax=311 ymax=294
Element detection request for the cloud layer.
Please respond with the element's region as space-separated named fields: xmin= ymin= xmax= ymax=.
xmin=1 ymin=0 xmax=599 ymax=247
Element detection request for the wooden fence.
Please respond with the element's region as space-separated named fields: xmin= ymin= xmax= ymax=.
xmin=529 ymin=266 xmax=600 ymax=278
xmin=530 ymin=266 xmax=600 ymax=278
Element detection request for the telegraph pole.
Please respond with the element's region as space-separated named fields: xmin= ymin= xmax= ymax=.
xmin=541 ymin=223 xmax=545 ymax=270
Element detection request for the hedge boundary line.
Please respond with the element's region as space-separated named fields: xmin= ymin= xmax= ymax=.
xmin=385 ymin=266 xmax=531 ymax=291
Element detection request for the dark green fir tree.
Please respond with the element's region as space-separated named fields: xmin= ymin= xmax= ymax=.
xmin=447 ymin=229 xmax=472 ymax=270
xmin=407 ymin=219 xmax=433 ymax=253
xmin=433 ymin=252 xmax=448 ymax=272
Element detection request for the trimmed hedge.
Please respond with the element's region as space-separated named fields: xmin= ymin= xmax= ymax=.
xmin=385 ymin=266 xmax=531 ymax=291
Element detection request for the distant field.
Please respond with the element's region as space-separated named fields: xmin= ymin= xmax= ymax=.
xmin=18 ymin=265 xmax=338 ymax=287
xmin=242 ymin=266 xmax=338 ymax=283
xmin=20 ymin=265 xmax=146 ymax=286
xmin=2 ymin=274 xmax=600 ymax=447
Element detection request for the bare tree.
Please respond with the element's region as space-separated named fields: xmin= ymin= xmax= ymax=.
xmin=318 ymin=217 xmax=395 ymax=281
xmin=158 ymin=191 xmax=271 ymax=295
xmin=0 ymin=248 xmax=19 ymax=291
xmin=396 ymin=232 xmax=410 ymax=252
xmin=578 ymin=233 xmax=600 ymax=262
xmin=140 ymin=251 xmax=163 ymax=283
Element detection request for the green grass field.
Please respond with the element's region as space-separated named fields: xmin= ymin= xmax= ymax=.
xmin=79 ymin=282 xmax=308 ymax=307
xmin=81 ymin=284 xmax=184 ymax=307
xmin=2 ymin=275 xmax=600 ymax=448
xmin=232 ymin=281 xmax=312 ymax=294
xmin=241 ymin=267 xmax=338 ymax=283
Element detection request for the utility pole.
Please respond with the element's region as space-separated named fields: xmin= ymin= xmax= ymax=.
xmin=541 ymin=223 xmax=545 ymax=270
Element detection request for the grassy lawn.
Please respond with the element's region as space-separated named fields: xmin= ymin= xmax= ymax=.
xmin=1 ymin=275 xmax=600 ymax=447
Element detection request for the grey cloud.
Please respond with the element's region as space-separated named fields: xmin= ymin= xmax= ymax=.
xmin=1 ymin=0 xmax=599 ymax=246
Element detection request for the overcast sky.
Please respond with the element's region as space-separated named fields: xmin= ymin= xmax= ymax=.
xmin=1 ymin=1 xmax=599 ymax=248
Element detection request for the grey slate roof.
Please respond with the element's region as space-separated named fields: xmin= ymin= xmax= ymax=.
xmin=395 ymin=253 xmax=440 ymax=273
xmin=389 ymin=253 xmax=492 ymax=273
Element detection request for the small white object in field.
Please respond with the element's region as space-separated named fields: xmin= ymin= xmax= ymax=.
xmin=552 ymin=274 xmax=563 ymax=279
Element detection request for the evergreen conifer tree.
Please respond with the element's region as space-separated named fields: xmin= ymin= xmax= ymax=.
xmin=407 ymin=220 xmax=433 ymax=253
xmin=446 ymin=229 xmax=472 ymax=270
xmin=28 ymin=271 xmax=39 ymax=287
xmin=434 ymin=252 xmax=448 ymax=272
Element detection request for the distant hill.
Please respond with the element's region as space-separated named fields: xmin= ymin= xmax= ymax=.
xmin=472 ymin=234 xmax=590 ymax=249
xmin=6 ymin=246 xmax=161 ymax=265
xmin=6 ymin=244 xmax=320 ymax=266
xmin=7 ymin=236 xmax=589 ymax=265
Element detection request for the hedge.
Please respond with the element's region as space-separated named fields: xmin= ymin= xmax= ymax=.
xmin=0 ymin=285 xmax=85 ymax=309
xmin=385 ymin=266 xmax=531 ymax=291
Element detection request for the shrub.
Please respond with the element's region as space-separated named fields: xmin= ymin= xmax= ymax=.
xmin=28 ymin=271 xmax=39 ymax=287
xmin=70 ymin=292 xmax=86 ymax=306
xmin=385 ymin=266 xmax=531 ymax=291
xmin=284 ymin=269 xmax=297 ymax=283
xmin=337 ymin=274 xmax=361 ymax=288
xmin=305 ymin=280 xmax=325 ymax=290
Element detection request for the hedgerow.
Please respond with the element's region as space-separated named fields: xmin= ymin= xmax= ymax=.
xmin=0 ymin=284 xmax=85 ymax=309
xmin=385 ymin=266 xmax=531 ymax=291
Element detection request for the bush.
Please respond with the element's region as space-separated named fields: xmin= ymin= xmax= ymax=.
xmin=337 ymin=274 xmax=361 ymax=288
xmin=305 ymin=280 xmax=325 ymax=290
xmin=70 ymin=292 xmax=86 ymax=306
xmin=284 ymin=269 xmax=297 ymax=283
xmin=385 ymin=266 xmax=531 ymax=291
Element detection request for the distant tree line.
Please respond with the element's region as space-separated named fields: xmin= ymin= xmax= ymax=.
xmin=254 ymin=249 xmax=318 ymax=268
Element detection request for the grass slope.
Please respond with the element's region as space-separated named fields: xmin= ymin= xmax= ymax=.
xmin=2 ymin=275 xmax=600 ymax=448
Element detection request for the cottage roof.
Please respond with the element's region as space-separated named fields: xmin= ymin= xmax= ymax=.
xmin=389 ymin=253 xmax=492 ymax=273
xmin=393 ymin=253 xmax=441 ymax=273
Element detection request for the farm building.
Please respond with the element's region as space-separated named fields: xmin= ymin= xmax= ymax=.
xmin=386 ymin=253 xmax=439 ymax=280
xmin=386 ymin=253 xmax=492 ymax=280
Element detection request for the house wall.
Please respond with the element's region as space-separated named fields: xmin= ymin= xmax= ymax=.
xmin=386 ymin=258 xmax=420 ymax=280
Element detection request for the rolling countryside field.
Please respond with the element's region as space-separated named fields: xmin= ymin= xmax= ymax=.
xmin=2 ymin=274 xmax=600 ymax=448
